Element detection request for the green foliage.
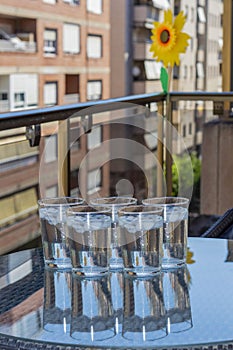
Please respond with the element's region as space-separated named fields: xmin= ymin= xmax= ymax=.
xmin=171 ymin=152 xmax=201 ymax=212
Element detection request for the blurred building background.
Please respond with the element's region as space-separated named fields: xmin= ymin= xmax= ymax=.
xmin=0 ymin=0 xmax=225 ymax=253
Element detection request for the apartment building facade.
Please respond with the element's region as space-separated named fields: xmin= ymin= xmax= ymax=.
xmin=0 ymin=0 xmax=111 ymax=253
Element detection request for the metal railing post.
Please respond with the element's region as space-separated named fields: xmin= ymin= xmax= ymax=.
xmin=58 ymin=119 xmax=70 ymax=196
xmin=157 ymin=100 xmax=164 ymax=196
xmin=165 ymin=94 xmax=173 ymax=196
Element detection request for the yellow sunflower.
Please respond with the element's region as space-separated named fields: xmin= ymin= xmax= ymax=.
xmin=150 ymin=9 xmax=190 ymax=67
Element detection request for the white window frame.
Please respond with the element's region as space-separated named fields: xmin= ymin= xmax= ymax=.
xmin=198 ymin=7 xmax=206 ymax=23
xmin=44 ymin=135 xmax=57 ymax=163
xmin=14 ymin=92 xmax=25 ymax=109
xmin=87 ymin=35 xmax=102 ymax=58
xmin=63 ymin=23 xmax=80 ymax=54
xmin=87 ymin=168 xmax=102 ymax=194
xmin=44 ymin=82 xmax=57 ymax=106
xmin=144 ymin=60 xmax=162 ymax=80
xmin=43 ymin=0 xmax=56 ymax=4
xmin=196 ymin=62 xmax=205 ymax=78
xmin=87 ymin=125 xmax=102 ymax=150
xmin=44 ymin=28 xmax=57 ymax=56
xmin=87 ymin=80 xmax=102 ymax=101
xmin=87 ymin=0 xmax=102 ymax=14
xmin=45 ymin=185 xmax=58 ymax=198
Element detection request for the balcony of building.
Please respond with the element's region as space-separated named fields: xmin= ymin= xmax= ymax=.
xmin=0 ymin=17 xmax=37 ymax=54
xmin=1 ymin=91 xmax=233 ymax=255
xmin=134 ymin=3 xmax=159 ymax=28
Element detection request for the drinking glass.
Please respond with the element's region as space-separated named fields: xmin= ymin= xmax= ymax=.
xmin=110 ymin=271 xmax=124 ymax=335
xmin=38 ymin=197 xmax=84 ymax=269
xmin=66 ymin=205 xmax=112 ymax=276
xmin=122 ymin=274 xmax=167 ymax=343
xmin=142 ymin=197 xmax=189 ymax=269
xmin=163 ymin=266 xmax=193 ymax=333
xmin=70 ymin=275 xmax=115 ymax=343
xmin=90 ymin=196 xmax=137 ymax=269
xmin=118 ymin=205 xmax=163 ymax=276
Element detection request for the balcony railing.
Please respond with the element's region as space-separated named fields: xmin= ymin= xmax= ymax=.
xmin=1 ymin=91 xmax=233 ymax=253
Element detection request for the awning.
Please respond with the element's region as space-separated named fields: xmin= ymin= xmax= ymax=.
xmin=152 ymin=0 xmax=170 ymax=10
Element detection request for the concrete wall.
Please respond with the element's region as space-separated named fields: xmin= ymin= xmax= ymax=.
xmin=201 ymin=120 xmax=233 ymax=215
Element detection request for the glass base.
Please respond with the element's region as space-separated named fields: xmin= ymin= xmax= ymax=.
xmin=72 ymin=267 xmax=108 ymax=278
xmin=44 ymin=258 xmax=72 ymax=270
xmin=109 ymin=257 xmax=124 ymax=270
xmin=162 ymin=258 xmax=185 ymax=270
xmin=124 ymin=267 xmax=161 ymax=278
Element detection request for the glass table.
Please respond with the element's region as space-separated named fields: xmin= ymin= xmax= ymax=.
xmin=1 ymin=237 xmax=233 ymax=349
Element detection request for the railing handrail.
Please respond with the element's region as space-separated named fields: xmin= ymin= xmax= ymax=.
xmin=2 ymin=90 xmax=233 ymax=131
xmin=169 ymin=91 xmax=233 ymax=101
xmin=0 ymin=92 xmax=165 ymax=131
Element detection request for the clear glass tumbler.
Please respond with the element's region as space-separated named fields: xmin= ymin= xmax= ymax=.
xmin=142 ymin=197 xmax=189 ymax=269
xmin=38 ymin=197 xmax=84 ymax=269
xmin=66 ymin=205 xmax=112 ymax=276
xmin=90 ymin=196 xmax=137 ymax=269
xmin=118 ymin=205 xmax=163 ymax=276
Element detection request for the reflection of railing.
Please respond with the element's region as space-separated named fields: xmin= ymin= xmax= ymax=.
xmin=1 ymin=91 xmax=233 ymax=198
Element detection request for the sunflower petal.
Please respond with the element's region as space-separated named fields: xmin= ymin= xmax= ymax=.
xmin=164 ymin=9 xmax=173 ymax=24
xmin=174 ymin=11 xmax=186 ymax=33
xmin=175 ymin=32 xmax=190 ymax=53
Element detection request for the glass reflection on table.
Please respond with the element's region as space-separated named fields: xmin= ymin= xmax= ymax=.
xmin=163 ymin=266 xmax=193 ymax=333
xmin=43 ymin=267 xmax=72 ymax=334
xmin=122 ymin=273 xmax=168 ymax=342
xmin=70 ymin=274 xmax=116 ymax=342
xmin=110 ymin=271 xmax=124 ymax=334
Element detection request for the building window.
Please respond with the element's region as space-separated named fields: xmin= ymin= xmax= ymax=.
xmin=183 ymin=65 xmax=188 ymax=79
xmin=87 ymin=0 xmax=102 ymax=14
xmin=191 ymin=7 xmax=195 ymax=22
xmin=0 ymin=92 xmax=8 ymax=101
xmin=44 ymin=28 xmax=57 ymax=55
xmin=70 ymin=169 xmax=80 ymax=197
xmin=44 ymin=82 xmax=57 ymax=106
xmin=87 ymin=125 xmax=102 ymax=150
xmin=198 ymin=7 xmax=206 ymax=23
xmin=45 ymin=186 xmax=58 ymax=198
xmin=87 ymin=80 xmax=102 ymax=100
xmin=184 ymin=5 xmax=188 ymax=19
xmin=63 ymin=0 xmax=79 ymax=4
xmin=63 ymin=23 xmax=80 ymax=54
xmin=0 ymin=188 xmax=38 ymax=228
xmin=182 ymin=124 xmax=186 ymax=138
xmin=11 ymin=74 xmax=38 ymax=110
xmin=189 ymin=123 xmax=192 ymax=135
xmin=70 ymin=126 xmax=81 ymax=150
xmin=196 ymin=62 xmax=205 ymax=78
xmin=44 ymin=135 xmax=57 ymax=163
xmin=88 ymin=168 xmax=102 ymax=194
xmin=87 ymin=35 xmax=102 ymax=58
xmin=173 ymin=65 xmax=180 ymax=79
xmin=144 ymin=60 xmax=162 ymax=80
xmin=43 ymin=0 xmax=56 ymax=3
xmin=14 ymin=93 xmax=25 ymax=109
xmin=190 ymin=66 xmax=193 ymax=79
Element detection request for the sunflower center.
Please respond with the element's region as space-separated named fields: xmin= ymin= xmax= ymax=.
xmin=160 ymin=29 xmax=170 ymax=44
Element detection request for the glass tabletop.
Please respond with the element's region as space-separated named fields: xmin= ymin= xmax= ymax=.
xmin=1 ymin=237 xmax=233 ymax=349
